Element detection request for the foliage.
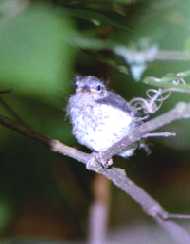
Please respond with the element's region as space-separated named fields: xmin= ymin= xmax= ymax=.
xmin=0 ymin=0 xmax=190 ymax=241
xmin=0 ymin=3 xmax=75 ymax=104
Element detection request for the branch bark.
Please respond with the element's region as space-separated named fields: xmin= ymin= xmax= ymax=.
xmin=1 ymin=102 xmax=190 ymax=244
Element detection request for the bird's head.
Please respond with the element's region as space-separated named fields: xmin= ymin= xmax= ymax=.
xmin=74 ymin=76 xmax=107 ymax=99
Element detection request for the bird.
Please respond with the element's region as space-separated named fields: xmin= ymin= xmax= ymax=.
xmin=66 ymin=75 xmax=138 ymax=167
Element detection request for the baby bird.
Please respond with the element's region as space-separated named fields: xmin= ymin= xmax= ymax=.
xmin=67 ymin=76 xmax=138 ymax=167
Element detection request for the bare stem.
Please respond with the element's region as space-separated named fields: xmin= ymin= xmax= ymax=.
xmin=101 ymin=102 xmax=190 ymax=161
xmin=0 ymin=102 xmax=190 ymax=243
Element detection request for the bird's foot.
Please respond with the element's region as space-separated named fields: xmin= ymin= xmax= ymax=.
xmin=86 ymin=152 xmax=113 ymax=170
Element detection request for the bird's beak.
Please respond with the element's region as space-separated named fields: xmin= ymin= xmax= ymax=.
xmin=77 ymin=86 xmax=91 ymax=93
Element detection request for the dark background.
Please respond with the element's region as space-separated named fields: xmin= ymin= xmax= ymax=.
xmin=0 ymin=0 xmax=190 ymax=242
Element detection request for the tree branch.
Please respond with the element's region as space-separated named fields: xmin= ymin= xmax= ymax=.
xmin=1 ymin=102 xmax=190 ymax=243
xmin=100 ymin=102 xmax=190 ymax=162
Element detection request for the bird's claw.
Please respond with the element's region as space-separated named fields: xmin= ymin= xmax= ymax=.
xmin=86 ymin=152 xmax=113 ymax=170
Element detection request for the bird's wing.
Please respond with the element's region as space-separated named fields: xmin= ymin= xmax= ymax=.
xmin=96 ymin=91 xmax=134 ymax=114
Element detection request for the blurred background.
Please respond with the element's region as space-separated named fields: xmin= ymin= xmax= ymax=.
xmin=0 ymin=0 xmax=190 ymax=243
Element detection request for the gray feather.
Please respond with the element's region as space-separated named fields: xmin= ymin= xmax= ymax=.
xmin=96 ymin=91 xmax=134 ymax=114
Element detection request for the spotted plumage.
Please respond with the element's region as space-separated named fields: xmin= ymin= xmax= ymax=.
xmin=67 ymin=76 xmax=137 ymax=156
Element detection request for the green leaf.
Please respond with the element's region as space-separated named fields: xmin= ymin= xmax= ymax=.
xmin=0 ymin=197 xmax=12 ymax=232
xmin=64 ymin=7 xmax=131 ymax=32
xmin=0 ymin=5 xmax=76 ymax=104
xmin=143 ymin=71 xmax=190 ymax=93
xmin=112 ymin=0 xmax=130 ymax=3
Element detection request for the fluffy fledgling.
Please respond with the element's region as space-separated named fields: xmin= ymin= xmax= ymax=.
xmin=67 ymin=76 xmax=137 ymax=157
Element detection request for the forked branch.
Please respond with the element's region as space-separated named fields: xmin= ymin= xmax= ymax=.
xmin=0 ymin=102 xmax=190 ymax=244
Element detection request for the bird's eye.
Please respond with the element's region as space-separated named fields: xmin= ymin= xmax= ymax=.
xmin=96 ymin=85 xmax=102 ymax=91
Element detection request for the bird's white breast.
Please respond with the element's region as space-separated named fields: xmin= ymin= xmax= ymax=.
xmin=68 ymin=93 xmax=133 ymax=151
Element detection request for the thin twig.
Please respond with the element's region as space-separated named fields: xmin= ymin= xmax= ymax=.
xmin=0 ymin=97 xmax=29 ymax=127
xmin=1 ymin=102 xmax=190 ymax=243
xmin=101 ymin=102 xmax=190 ymax=162
xmin=0 ymin=114 xmax=50 ymax=146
